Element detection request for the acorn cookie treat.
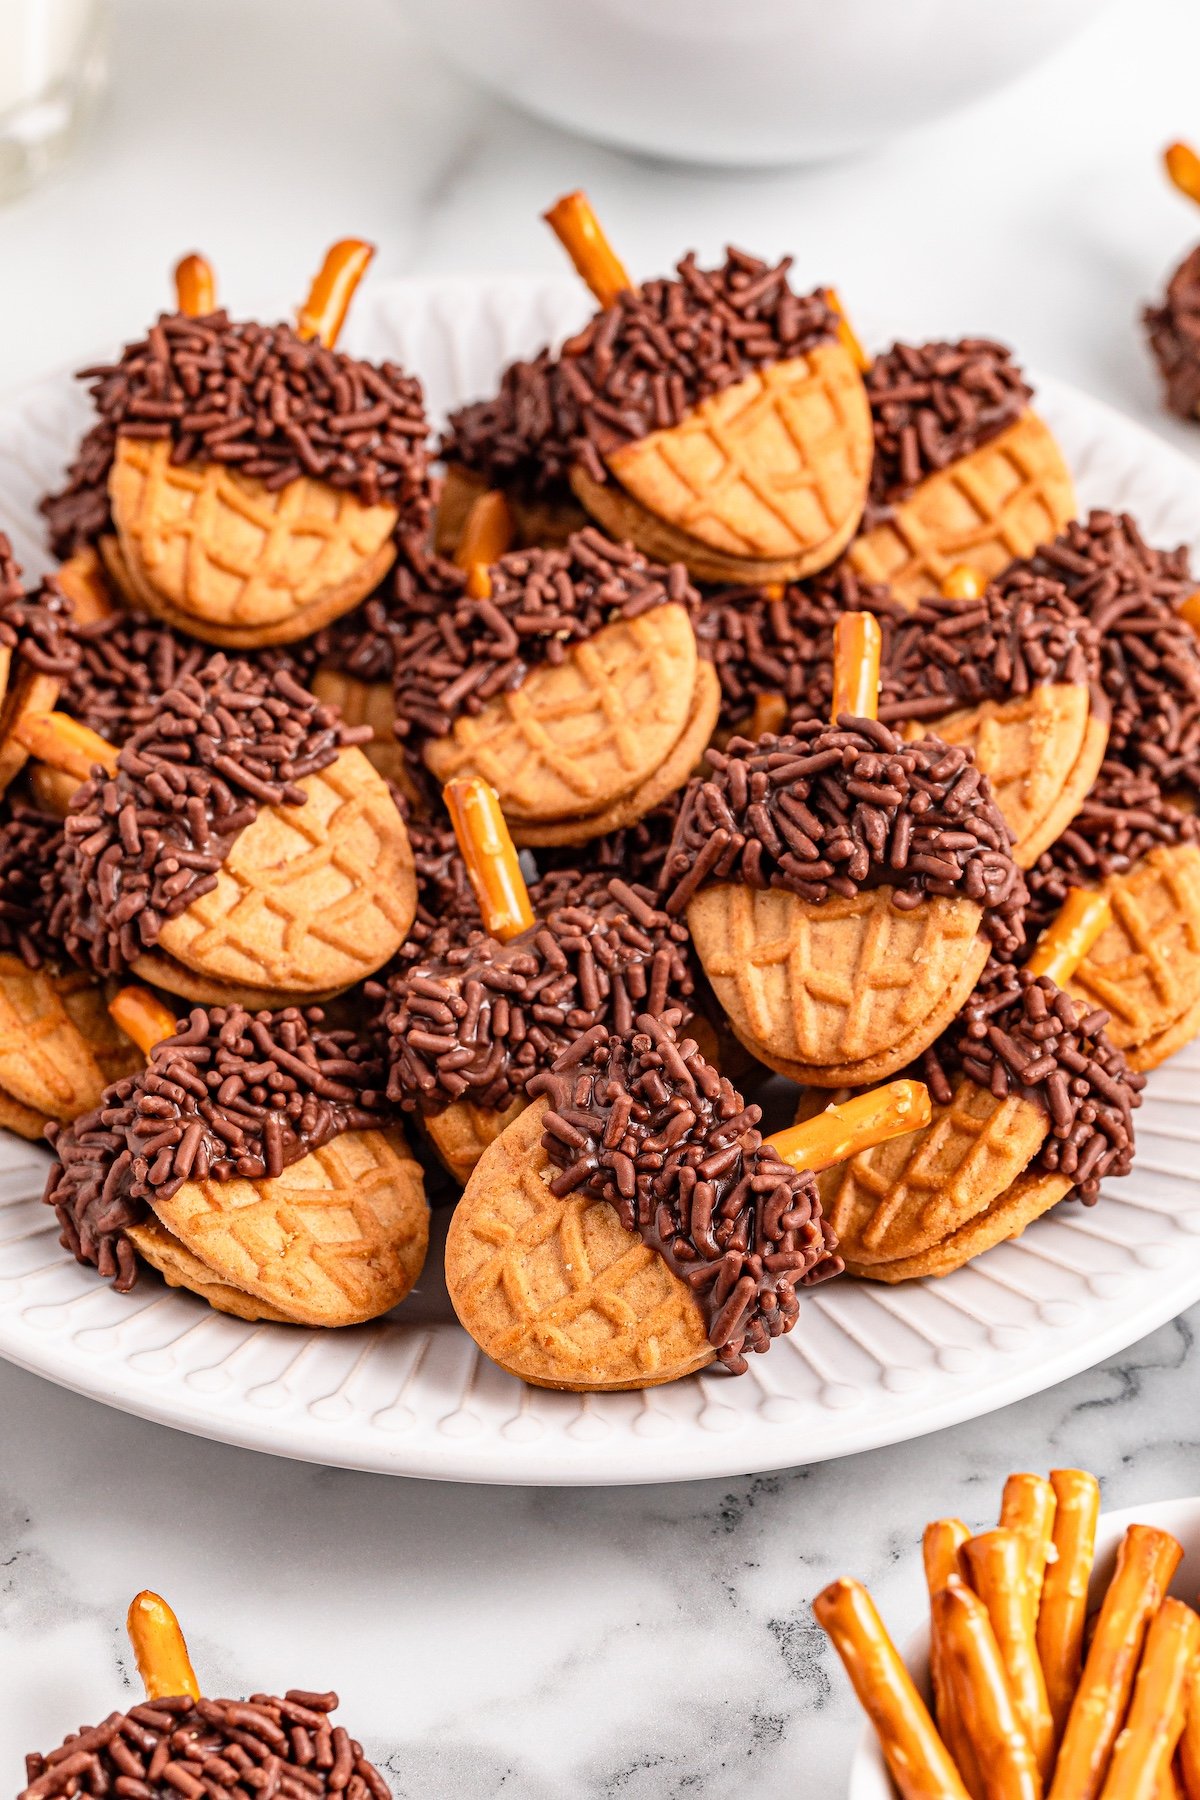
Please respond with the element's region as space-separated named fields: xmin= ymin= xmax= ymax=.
xmin=45 ymin=986 xmax=428 ymax=1323
xmin=42 ymin=245 xmax=432 ymax=647
xmin=22 ymin=1589 xmax=391 ymax=1799
xmin=28 ymin=654 xmax=416 ymax=1007
xmin=391 ymin=524 xmax=719 ymax=846
xmin=446 ymin=1010 xmax=929 ymax=1390
xmin=846 ymin=338 xmax=1075 ymax=604
xmin=0 ymin=534 xmax=78 ymax=796
xmin=376 ymin=776 xmax=696 ymax=1181
xmin=0 ymin=796 xmax=138 ymax=1137
xmin=443 ymin=192 xmax=874 ymax=584
xmin=1026 ymin=763 xmax=1200 ymax=1070
xmin=661 ymin=616 xmax=1027 ymax=1085
xmin=1144 ymin=141 xmax=1200 ymax=422
xmin=811 ymin=892 xmax=1144 ymax=1282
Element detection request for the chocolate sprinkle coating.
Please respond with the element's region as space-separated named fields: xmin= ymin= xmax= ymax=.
xmin=0 ymin=531 xmax=78 ymax=678
xmin=44 ymin=1003 xmax=389 ymax=1291
xmin=529 ymin=1011 xmax=841 ymax=1372
xmin=1015 ymin=511 xmax=1200 ymax=799
xmin=922 ymin=959 xmax=1143 ymax=1204
xmin=1145 ymin=244 xmax=1200 ymax=421
xmin=376 ymin=870 xmax=693 ymax=1117
xmin=42 ymin=310 xmax=432 ymax=559
xmin=0 ymin=797 xmax=65 ymax=968
xmin=51 ymin=655 xmax=367 ymax=976
xmin=1024 ymin=762 xmax=1200 ymax=938
xmin=20 ymin=1689 xmax=390 ymax=1800
xmin=537 ymin=794 xmax=686 ymax=895
xmin=865 ymin=338 xmax=1032 ymax=515
xmin=660 ymin=721 xmax=1026 ymax=954
xmin=442 ymin=251 xmax=837 ymax=493
xmin=310 ymin=535 xmax=465 ymax=686
xmin=390 ymin=528 xmax=696 ymax=746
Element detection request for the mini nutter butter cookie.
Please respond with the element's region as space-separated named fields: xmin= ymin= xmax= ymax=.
xmin=21 ymin=1589 xmax=391 ymax=1800
xmin=847 ymin=339 xmax=1075 ymax=605
xmin=376 ymin=776 xmax=696 ymax=1180
xmin=661 ymin=616 xmax=1026 ymax=1086
xmin=812 ymin=892 xmax=1144 ymax=1282
xmin=28 ymin=655 xmax=416 ymax=1006
xmin=391 ymin=525 xmax=719 ymax=846
xmin=443 ymin=192 xmax=873 ymax=585
xmin=446 ymin=1011 xmax=929 ymax=1389
xmin=0 ymin=534 xmax=78 ymax=796
xmin=1026 ymin=763 xmax=1200 ymax=1071
xmin=42 ymin=245 xmax=431 ymax=647
xmin=45 ymin=990 xmax=428 ymax=1324
xmin=0 ymin=797 xmax=139 ymax=1136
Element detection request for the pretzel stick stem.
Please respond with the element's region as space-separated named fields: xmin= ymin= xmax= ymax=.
xmin=935 ymin=1577 xmax=1042 ymax=1800
xmin=174 ymin=254 xmax=217 ymax=317
xmin=768 ymin=1080 xmax=931 ymax=1174
xmin=1179 ymin=592 xmax=1200 ymax=636
xmin=1037 ymin=1469 xmax=1100 ymax=1748
xmin=961 ymin=1529 xmax=1054 ymax=1783
xmin=1000 ymin=1474 xmax=1058 ymax=1612
xmin=1026 ymin=890 xmax=1114 ymax=986
xmin=1179 ymin=1664 xmax=1200 ymax=1800
xmin=831 ymin=612 xmax=882 ymax=724
xmin=454 ymin=489 xmax=515 ymax=599
xmin=925 ymin=1520 xmax=985 ymax=1799
xmin=941 ymin=566 xmax=985 ymax=602
xmin=444 ymin=776 xmax=535 ymax=943
xmin=296 ymin=238 xmax=375 ymax=348
xmin=127 ymin=1591 xmax=200 ymax=1701
xmin=1165 ymin=142 xmax=1200 ymax=208
xmin=543 ymin=191 xmax=634 ymax=308
xmin=1098 ymin=1598 xmax=1200 ymax=1800
xmin=13 ymin=710 xmax=118 ymax=779
xmin=108 ymin=987 xmax=179 ymax=1058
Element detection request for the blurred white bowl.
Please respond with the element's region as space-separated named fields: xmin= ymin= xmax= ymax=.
xmin=849 ymin=1494 xmax=1200 ymax=1798
xmin=398 ymin=0 xmax=1110 ymax=167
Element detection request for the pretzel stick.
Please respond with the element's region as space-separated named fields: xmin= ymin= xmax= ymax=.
xmin=295 ymin=238 xmax=375 ymax=348
xmin=1026 ymin=891 xmax=1114 ymax=986
xmin=445 ymin=776 xmax=535 ymax=942
xmin=1161 ymin=1761 xmax=1186 ymax=1800
xmin=13 ymin=710 xmax=119 ymax=779
xmin=1180 ymin=592 xmax=1200 ymax=636
xmin=1037 ymin=1469 xmax=1100 ymax=1746
xmin=941 ymin=566 xmax=985 ymax=602
xmin=56 ymin=547 xmax=118 ymax=624
xmin=812 ymin=1577 xmax=970 ymax=1800
xmin=544 ymin=191 xmax=634 ymax=308
xmin=174 ymin=253 xmax=217 ymax=317
xmin=925 ymin=1520 xmax=985 ymax=1799
xmin=826 ymin=287 xmax=871 ymax=373
xmin=127 ymin=1591 xmax=200 ymax=1701
xmin=935 ymin=1576 xmax=1042 ymax=1800
xmin=29 ymin=765 xmax=79 ymax=819
xmin=831 ymin=612 xmax=882 ymax=724
xmin=1165 ymin=142 xmax=1200 ymax=207
xmin=768 ymin=1080 xmax=931 ymax=1174
xmin=961 ymin=1530 xmax=1054 ymax=1783
xmin=1000 ymin=1474 xmax=1058 ymax=1612
xmin=454 ymin=489 xmax=515 ymax=600
xmin=1179 ymin=1663 xmax=1200 ymax=1800
xmin=1098 ymin=1599 xmax=1200 ymax=1800
xmin=1049 ymin=1525 xmax=1184 ymax=1800
xmin=108 ymin=987 xmax=179 ymax=1057
xmin=747 ymin=693 xmax=789 ymax=739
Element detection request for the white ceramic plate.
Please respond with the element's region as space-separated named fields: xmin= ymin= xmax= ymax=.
xmin=849 ymin=1494 xmax=1200 ymax=1797
xmin=1 ymin=274 xmax=1200 ymax=1486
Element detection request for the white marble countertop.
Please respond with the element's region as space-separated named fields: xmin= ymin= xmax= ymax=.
xmin=5 ymin=0 xmax=1200 ymax=1791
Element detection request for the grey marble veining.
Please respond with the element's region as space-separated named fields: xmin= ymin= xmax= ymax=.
xmin=3 ymin=1306 xmax=1197 ymax=1795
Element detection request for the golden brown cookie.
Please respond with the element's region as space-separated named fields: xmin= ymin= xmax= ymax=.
xmin=127 ymin=1217 xmax=295 ymax=1323
xmin=310 ymin=668 xmax=419 ymax=802
xmin=853 ymin=1170 xmax=1072 ymax=1282
xmin=0 ymin=1085 xmax=51 ymax=1139
xmin=846 ymin=413 xmax=1076 ymax=607
xmin=150 ymin=1127 xmax=429 ymax=1327
xmin=423 ymin=1094 xmax=527 ymax=1185
xmin=569 ymin=344 xmax=873 ymax=584
xmin=108 ymin=437 xmax=399 ymax=647
xmin=446 ymin=1100 xmax=713 ymax=1390
xmin=0 ymin=957 xmax=139 ymax=1124
xmin=435 ymin=463 xmax=586 ymax=555
xmin=687 ymin=883 xmax=991 ymax=1086
xmin=423 ymin=602 xmax=699 ymax=825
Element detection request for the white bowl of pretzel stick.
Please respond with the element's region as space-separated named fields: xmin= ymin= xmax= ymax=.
xmin=838 ymin=1480 xmax=1200 ymax=1798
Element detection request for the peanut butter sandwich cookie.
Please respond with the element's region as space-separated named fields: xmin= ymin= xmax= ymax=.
xmin=45 ymin=988 xmax=427 ymax=1324
xmin=661 ymin=616 xmax=1027 ymax=1086
xmin=42 ymin=246 xmax=432 ymax=647
xmin=847 ymin=338 xmax=1075 ymax=604
xmin=0 ymin=534 xmax=79 ymax=796
xmin=22 ymin=1589 xmax=391 ymax=1800
xmin=811 ymin=892 xmax=1143 ymax=1281
xmin=446 ymin=1011 xmax=929 ymax=1390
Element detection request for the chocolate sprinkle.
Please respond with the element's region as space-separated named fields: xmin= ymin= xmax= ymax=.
xmin=1015 ymin=511 xmax=1200 ymax=800
xmin=443 ymin=251 xmax=837 ymax=493
xmin=376 ymin=870 xmax=693 ymax=1116
xmin=0 ymin=798 xmax=64 ymax=968
xmin=390 ymin=528 xmax=696 ymax=746
xmin=661 ymin=721 xmax=1026 ymax=954
xmin=20 ymin=1689 xmax=390 ymax=1800
xmin=310 ymin=535 xmax=465 ymax=686
xmin=922 ymin=959 xmax=1143 ymax=1204
xmin=0 ymin=532 xmax=78 ymax=678
xmin=1145 ymin=244 xmax=1200 ymax=421
xmin=529 ymin=1011 xmax=841 ymax=1372
xmin=865 ymin=339 xmax=1032 ymax=515
xmin=44 ymin=1004 xmax=388 ymax=1290
xmin=51 ymin=655 xmax=367 ymax=976
xmin=42 ymin=310 xmax=432 ymax=559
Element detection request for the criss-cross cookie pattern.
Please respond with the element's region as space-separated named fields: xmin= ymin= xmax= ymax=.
xmin=607 ymin=342 xmax=871 ymax=562
xmin=152 ymin=1128 xmax=427 ymax=1326
xmin=112 ymin=436 xmax=397 ymax=630
xmin=848 ymin=413 xmax=1076 ymax=605
xmin=691 ymin=884 xmax=986 ymax=1071
xmin=155 ymin=748 xmax=415 ymax=991
xmin=427 ymin=1096 xmax=526 ymax=1184
xmin=0 ymin=957 xmax=137 ymax=1118
xmin=128 ymin=1218 xmax=293 ymax=1324
xmin=1067 ymin=843 xmax=1200 ymax=1046
xmin=424 ymin=606 xmax=696 ymax=820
